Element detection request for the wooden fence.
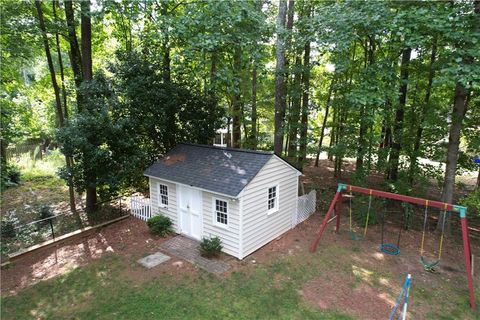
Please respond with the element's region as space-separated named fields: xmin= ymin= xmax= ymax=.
xmin=130 ymin=195 xmax=152 ymax=221
xmin=6 ymin=143 xmax=43 ymax=161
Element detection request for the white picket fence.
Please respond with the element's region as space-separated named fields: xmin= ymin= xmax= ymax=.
xmin=293 ymin=190 xmax=317 ymax=227
xmin=130 ymin=195 xmax=152 ymax=221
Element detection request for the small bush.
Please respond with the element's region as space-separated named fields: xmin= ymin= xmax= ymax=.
xmin=37 ymin=205 xmax=55 ymax=228
xmin=7 ymin=165 xmax=21 ymax=184
xmin=1 ymin=219 xmax=16 ymax=239
xmin=199 ymin=236 xmax=223 ymax=258
xmin=147 ymin=215 xmax=173 ymax=237
xmin=0 ymin=163 xmax=21 ymax=191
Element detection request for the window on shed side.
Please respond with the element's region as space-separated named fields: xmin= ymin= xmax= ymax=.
xmin=268 ymin=185 xmax=278 ymax=213
xmin=158 ymin=184 xmax=168 ymax=207
xmin=215 ymin=199 xmax=228 ymax=226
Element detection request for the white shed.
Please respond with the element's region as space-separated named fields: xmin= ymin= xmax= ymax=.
xmin=144 ymin=143 xmax=301 ymax=260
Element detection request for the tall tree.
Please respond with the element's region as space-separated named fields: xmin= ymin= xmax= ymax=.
xmin=64 ymin=0 xmax=83 ymax=112
xmin=250 ymin=59 xmax=258 ymax=149
xmin=231 ymin=46 xmax=242 ymax=148
xmin=34 ymin=0 xmax=64 ymax=127
xmin=273 ymin=0 xmax=288 ymax=155
xmin=298 ymin=26 xmax=311 ymax=166
xmin=35 ymin=0 xmax=77 ymax=215
xmin=408 ymin=38 xmax=437 ymax=183
xmin=440 ymin=0 xmax=480 ymax=206
xmin=80 ymin=0 xmax=97 ymax=213
xmin=315 ymin=76 xmax=335 ymax=167
xmin=388 ymin=47 xmax=412 ymax=181
xmin=287 ymin=53 xmax=303 ymax=158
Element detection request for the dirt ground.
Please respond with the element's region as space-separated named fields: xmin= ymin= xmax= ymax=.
xmin=1 ymin=159 xmax=479 ymax=319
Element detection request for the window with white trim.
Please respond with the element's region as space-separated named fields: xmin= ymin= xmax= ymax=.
xmin=215 ymin=199 xmax=228 ymax=226
xmin=267 ymin=185 xmax=279 ymax=213
xmin=158 ymin=183 xmax=168 ymax=207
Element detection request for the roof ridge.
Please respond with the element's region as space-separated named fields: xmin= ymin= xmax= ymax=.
xmin=178 ymin=142 xmax=273 ymax=156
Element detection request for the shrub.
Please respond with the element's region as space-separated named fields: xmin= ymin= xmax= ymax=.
xmin=37 ymin=205 xmax=54 ymax=228
xmin=146 ymin=215 xmax=173 ymax=237
xmin=7 ymin=165 xmax=21 ymax=184
xmin=1 ymin=219 xmax=16 ymax=239
xmin=0 ymin=163 xmax=21 ymax=191
xmin=199 ymin=236 xmax=223 ymax=258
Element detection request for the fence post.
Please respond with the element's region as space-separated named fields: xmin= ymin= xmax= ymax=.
xmin=49 ymin=219 xmax=55 ymax=241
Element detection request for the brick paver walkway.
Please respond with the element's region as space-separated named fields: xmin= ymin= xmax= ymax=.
xmin=160 ymin=235 xmax=230 ymax=275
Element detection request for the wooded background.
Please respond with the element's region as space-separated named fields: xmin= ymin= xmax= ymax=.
xmin=1 ymin=0 xmax=479 ymax=216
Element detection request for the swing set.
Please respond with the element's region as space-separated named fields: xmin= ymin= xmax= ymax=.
xmin=310 ymin=183 xmax=477 ymax=310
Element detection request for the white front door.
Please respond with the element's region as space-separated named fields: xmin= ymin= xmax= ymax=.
xmin=178 ymin=185 xmax=203 ymax=240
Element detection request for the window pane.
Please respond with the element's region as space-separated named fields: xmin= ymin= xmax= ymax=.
xmin=215 ymin=200 xmax=228 ymax=225
xmin=268 ymin=186 xmax=278 ymax=211
xmin=159 ymin=184 xmax=168 ymax=206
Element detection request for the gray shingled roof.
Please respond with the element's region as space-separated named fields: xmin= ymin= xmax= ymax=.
xmin=144 ymin=143 xmax=275 ymax=197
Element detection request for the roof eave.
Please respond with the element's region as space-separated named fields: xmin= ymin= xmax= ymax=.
xmin=144 ymin=173 xmax=241 ymax=199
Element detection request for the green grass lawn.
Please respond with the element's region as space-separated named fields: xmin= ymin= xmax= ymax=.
xmin=2 ymin=242 xmax=478 ymax=320
xmin=1 ymin=254 xmax=351 ymax=320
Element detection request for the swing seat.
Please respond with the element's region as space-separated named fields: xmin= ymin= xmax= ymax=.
xmin=349 ymin=230 xmax=363 ymax=241
xmin=420 ymin=256 xmax=439 ymax=271
xmin=380 ymin=243 xmax=400 ymax=255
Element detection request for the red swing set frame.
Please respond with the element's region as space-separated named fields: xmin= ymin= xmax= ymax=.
xmin=310 ymin=183 xmax=477 ymax=310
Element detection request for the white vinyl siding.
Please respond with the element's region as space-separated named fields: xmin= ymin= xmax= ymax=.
xmin=149 ymin=178 xmax=179 ymax=232
xmin=240 ymin=156 xmax=298 ymax=258
xmin=202 ymin=192 xmax=241 ymax=258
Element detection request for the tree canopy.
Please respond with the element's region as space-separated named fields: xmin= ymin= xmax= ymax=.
xmin=1 ymin=0 xmax=478 ymax=212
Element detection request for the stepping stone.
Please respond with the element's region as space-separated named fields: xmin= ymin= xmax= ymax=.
xmin=137 ymin=252 xmax=170 ymax=269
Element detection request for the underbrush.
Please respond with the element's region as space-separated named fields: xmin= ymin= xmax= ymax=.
xmin=16 ymin=149 xmax=64 ymax=182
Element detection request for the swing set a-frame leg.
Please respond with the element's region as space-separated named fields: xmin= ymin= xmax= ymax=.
xmin=310 ymin=190 xmax=342 ymax=252
xmin=460 ymin=210 xmax=477 ymax=310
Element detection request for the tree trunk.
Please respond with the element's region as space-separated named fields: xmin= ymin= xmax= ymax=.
xmin=388 ymin=47 xmax=411 ymax=181
xmin=81 ymin=1 xmax=93 ymax=81
xmin=315 ymin=76 xmax=335 ymax=167
xmin=273 ymin=0 xmax=288 ymax=155
xmin=53 ymin=0 xmax=77 ymax=214
xmin=298 ymin=37 xmax=311 ymax=167
xmin=356 ymin=104 xmax=367 ymax=171
xmin=477 ymin=169 xmax=480 ymax=188
xmin=160 ymin=1 xmax=171 ymax=83
xmin=64 ymin=0 xmax=83 ymax=92
xmin=328 ymin=101 xmax=337 ymax=162
xmin=35 ymin=0 xmax=64 ymax=128
xmin=287 ymin=53 xmax=303 ymax=159
xmin=334 ymin=107 xmax=348 ymax=178
xmin=231 ymin=46 xmax=242 ymax=148
xmin=356 ymin=37 xmax=375 ymax=173
xmin=53 ymin=1 xmax=68 ymax=119
xmin=81 ymin=0 xmax=97 ymax=214
xmin=409 ymin=39 xmax=437 ymax=184
xmin=210 ymin=51 xmax=218 ymax=93
xmin=441 ymin=84 xmax=470 ymax=204
xmin=250 ymin=61 xmax=258 ymax=149
xmin=0 ymin=139 xmax=6 ymax=166
xmin=36 ymin=0 xmax=78 ymax=217
xmin=439 ymin=1 xmax=479 ymax=226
